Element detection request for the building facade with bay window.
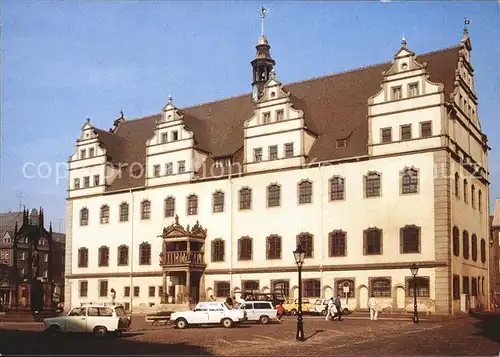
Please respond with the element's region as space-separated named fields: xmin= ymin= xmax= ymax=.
xmin=65 ymin=27 xmax=490 ymax=315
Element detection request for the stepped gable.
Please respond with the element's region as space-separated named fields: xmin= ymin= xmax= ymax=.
xmin=102 ymin=45 xmax=461 ymax=191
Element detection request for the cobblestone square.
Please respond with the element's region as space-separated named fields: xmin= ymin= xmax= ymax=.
xmin=0 ymin=315 xmax=499 ymax=355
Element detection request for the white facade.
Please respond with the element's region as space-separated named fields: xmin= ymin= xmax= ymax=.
xmin=65 ymin=33 xmax=490 ymax=314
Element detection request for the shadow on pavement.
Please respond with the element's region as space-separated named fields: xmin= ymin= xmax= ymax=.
xmin=470 ymin=311 xmax=500 ymax=344
xmin=305 ymin=329 xmax=324 ymax=341
xmin=0 ymin=328 xmax=213 ymax=355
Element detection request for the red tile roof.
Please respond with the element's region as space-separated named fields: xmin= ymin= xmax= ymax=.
xmin=94 ymin=45 xmax=461 ymax=192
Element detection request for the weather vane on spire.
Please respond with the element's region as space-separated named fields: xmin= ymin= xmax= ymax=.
xmin=260 ymin=6 xmax=268 ymax=36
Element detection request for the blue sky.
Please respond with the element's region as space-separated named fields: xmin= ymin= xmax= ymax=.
xmin=1 ymin=1 xmax=499 ymax=232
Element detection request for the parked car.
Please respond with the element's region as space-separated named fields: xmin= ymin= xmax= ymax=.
xmin=43 ymin=303 xmax=131 ymax=338
xmin=235 ymin=301 xmax=277 ymax=324
xmin=308 ymin=299 xmax=331 ymax=316
xmin=283 ymin=298 xmax=311 ymax=315
xmin=170 ymin=301 xmax=247 ymax=329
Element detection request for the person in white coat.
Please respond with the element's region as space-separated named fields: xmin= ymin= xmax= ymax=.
xmin=368 ymin=295 xmax=379 ymax=321
xmin=325 ymin=297 xmax=335 ymax=321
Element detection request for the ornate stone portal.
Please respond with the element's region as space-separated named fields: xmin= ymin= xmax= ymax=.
xmin=159 ymin=215 xmax=207 ymax=304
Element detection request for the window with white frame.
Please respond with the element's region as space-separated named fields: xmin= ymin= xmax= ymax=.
xmin=408 ymin=83 xmax=419 ymax=97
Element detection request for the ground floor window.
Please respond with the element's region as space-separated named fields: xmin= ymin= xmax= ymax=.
xmin=335 ymin=279 xmax=355 ymax=298
xmin=370 ymin=278 xmax=391 ymax=297
xmin=242 ymin=280 xmax=259 ymax=294
xmin=99 ymin=280 xmax=108 ymax=298
xmin=271 ymin=280 xmax=289 ymax=299
xmin=452 ymin=275 xmax=460 ymax=300
xmin=215 ymin=281 xmax=230 ymax=298
xmin=303 ymin=279 xmax=320 ymax=298
xmin=406 ymin=277 xmax=430 ymax=297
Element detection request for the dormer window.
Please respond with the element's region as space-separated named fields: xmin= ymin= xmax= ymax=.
xmin=74 ymin=178 xmax=80 ymax=189
xmin=89 ymin=148 xmax=95 ymax=157
xmin=172 ymin=131 xmax=179 ymax=141
xmin=408 ymin=83 xmax=419 ymax=97
xmin=263 ymin=112 xmax=270 ymax=124
xmin=161 ymin=133 xmax=168 ymax=143
xmin=84 ymin=177 xmax=90 ymax=188
xmin=80 ymin=149 xmax=86 ymax=159
xmin=392 ymin=86 xmax=402 ymax=100
xmin=153 ymin=165 xmax=160 ymax=177
xmin=276 ymin=109 xmax=284 ymax=121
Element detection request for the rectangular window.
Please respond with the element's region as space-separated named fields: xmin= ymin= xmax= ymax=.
xmin=124 ymin=286 xmax=130 ymax=297
xmin=276 ymin=109 xmax=284 ymax=121
xmin=269 ymin=145 xmax=278 ymax=160
xmin=89 ymin=148 xmax=95 ymax=157
xmin=134 ymin=286 xmax=140 ymax=297
xmin=44 ymin=253 xmax=48 ymax=262
xmin=392 ymin=86 xmax=402 ymax=100
xmin=381 ymin=128 xmax=392 ymax=143
xmin=153 ymin=165 xmax=160 ymax=177
xmin=178 ymin=161 xmax=185 ymax=174
xmin=408 ymin=83 xmax=419 ymax=97
xmin=149 ymin=286 xmax=155 ymax=298
xmin=463 ymin=276 xmax=470 ymax=295
xmin=161 ymin=133 xmax=168 ymax=143
xmin=263 ymin=112 xmax=270 ymax=124
xmin=74 ymin=178 xmax=80 ymax=189
xmin=80 ymin=149 xmax=86 ymax=159
xmin=284 ymin=143 xmax=294 ymax=158
xmin=93 ymin=175 xmax=100 ymax=186
xmin=165 ymin=162 xmax=173 ymax=175
xmin=84 ymin=177 xmax=90 ymax=188
xmin=99 ymin=280 xmax=108 ymax=298
xmin=420 ymin=122 xmax=432 ymax=138
xmin=254 ymin=148 xmax=262 ymax=162
xmin=172 ymin=131 xmax=179 ymax=141
xmin=400 ymin=124 xmax=412 ymax=141
xmin=80 ymin=281 xmax=88 ymax=297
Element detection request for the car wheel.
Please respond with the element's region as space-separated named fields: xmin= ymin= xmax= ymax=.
xmin=320 ymin=309 xmax=327 ymax=316
xmin=221 ymin=318 xmax=234 ymax=328
xmin=175 ymin=318 xmax=188 ymax=329
xmin=47 ymin=325 xmax=61 ymax=337
xmin=93 ymin=326 xmax=108 ymax=338
xmin=290 ymin=309 xmax=297 ymax=316
xmin=259 ymin=315 xmax=270 ymax=325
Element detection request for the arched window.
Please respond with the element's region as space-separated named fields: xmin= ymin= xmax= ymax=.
xmin=401 ymin=168 xmax=418 ymax=194
xmin=266 ymin=235 xmax=281 ymax=260
xmin=211 ymin=239 xmax=225 ymax=262
xmin=303 ymin=279 xmax=320 ymax=298
xmin=141 ymin=200 xmax=151 ymax=220
xmin=298 ymin=180 xmax=313 ymax=204
xmin=272 ymin=280 xmax=290 ymax=299
xmin=463 ymin=230 xmax=469 ymax=259
xmin=242 ymin=280 xmax=259 ymax=294
xmin=370 ymin=278 xmax=391 ymax=297
xmin=364 ymin=228 xmax=382 ymax=255
xmin=215 ymin=281 xmax=230 ymax=298
xmin=164 ymin=197 xmax=175 ymax=217
xmin=454 ymin=173 xmax=460 ymax=197
xmin=463 ymin=179 xmax=468 ymax=203
xmin=471 ymin=234 xmax=478 ymax=261
xmin=453 ymin=226 xmax=460 ymax=256
xmin=336 ymin=279 xmax=355 ymax=298
xmin=400 ymin=225 xmax=421 ymax=253
xmin=118 ymin=245 xmax=129 ymax=266
xmin=480 ymin=239 xmax=486 ymax=263
xmin=213 ymin=191 xmax=225 ymax=213
xmin=187 ymin=195 xmax=198 ymax=215
xmin=296 ymin=233 xmax=313 ymax=258
xmin=365 ymin=172 xmax=381 ymax=197
xmin=471 ymin=185 xmax=476 ymax=208
xmin=139 ymin=242 xmax=151 ymax=265
xmin=267 ymin=184 xmax=281 ymax=207
xmin=406 ymin=277 xmax=430 ymax=297
xmin=238 ymin=237 xmax=252 ymax=261
xmin=119 ymin=202 xmax=129 ymax=222
xmin=80 ymin=208 xmax=89 ymax=226
xmin=239 ymin=187 xmax=252 ymax=210
xmin=98 ymin=246 xmax=109 ymax=267
xmin=330 ymin=176 xmax=345 ymax=201
xmin=100 ymin=205 xmax=110 ymax=224
xmin=329 ymin=230 xmax=347 ymax=257
xmin=78 ymin=247 xmax=88 ymax=268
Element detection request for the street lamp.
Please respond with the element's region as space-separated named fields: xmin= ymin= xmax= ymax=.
xmin=293 ymin=244 xmax=306 ymax=341
xmin=410 ymin=262 xmax=419 ymax=323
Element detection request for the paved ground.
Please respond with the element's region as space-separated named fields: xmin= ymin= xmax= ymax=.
xmin=0 ymin=314 xmax=499 ymax=355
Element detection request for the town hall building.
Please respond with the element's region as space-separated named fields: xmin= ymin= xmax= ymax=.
xmin=64 ymin=25 xmax=490 ymax=315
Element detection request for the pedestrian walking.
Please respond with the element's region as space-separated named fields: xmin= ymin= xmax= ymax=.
xmin=368 ymin=295 xmax=379 ymax=321
xmin=325 ymin=297 xmax=335 ymax=321
xmin=333 ymin=294 xmax=343 ymax=321
xmin=276 ymin=302 xmax=286 ymax=322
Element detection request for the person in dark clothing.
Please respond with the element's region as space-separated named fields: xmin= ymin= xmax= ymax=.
xmin=334 ymin=295 xmax=343 ymax=321
xmin=226 ymin=295 xmax=233 ymax=306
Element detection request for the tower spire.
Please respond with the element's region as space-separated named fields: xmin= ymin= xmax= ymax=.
xmin=260 ymin=6 xmax=268 ymax=36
